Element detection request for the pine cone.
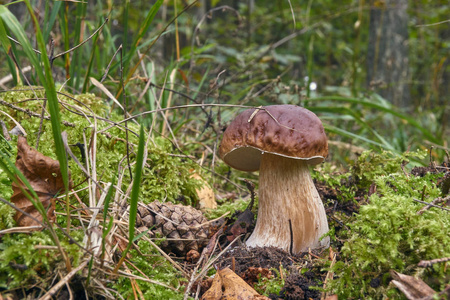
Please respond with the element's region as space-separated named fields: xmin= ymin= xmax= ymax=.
xmin=135 ymin=201 xmax=210 ymax=256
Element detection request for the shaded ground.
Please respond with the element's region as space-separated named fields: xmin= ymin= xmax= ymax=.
xmin=204 ymin=245 xmax=329 ymax=300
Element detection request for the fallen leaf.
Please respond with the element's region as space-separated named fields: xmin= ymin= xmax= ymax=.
xmin=226 ymin=209 xmax=254 ymax=242
xmin=390 ymin=270 xmax=435 ymax=300
xmin=191 ymin=172 xmax=217 ymax=210
xmin=201 ymin=267 xmax=270 ymax=300
xmin=11 ymin=136 xmax=72 ymax=227
xmin=201 ymin=271 xmax=223 ymax=300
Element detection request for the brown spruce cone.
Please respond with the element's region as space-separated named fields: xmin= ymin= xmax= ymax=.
xmin=135 ymin=201 xmax=210 ymax=256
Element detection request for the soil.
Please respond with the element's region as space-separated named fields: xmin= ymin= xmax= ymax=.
xmin=272 ymin=270 xmax=321 ymax=300
xmin=216 ymin=246 xmax=306 ymax=273
xmin=210 ymin=245 xmax=328 ymax=300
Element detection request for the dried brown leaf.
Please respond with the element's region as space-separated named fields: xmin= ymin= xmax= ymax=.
xmin=390 ymin=270 xmax=436 ymax=300
xmin=201 ymin=271 xmax=223 ymax=300
xmin=11 ymin=136 xmax=72 ymax=227
xmin=201 ymin=267 xmax=270 ymax=300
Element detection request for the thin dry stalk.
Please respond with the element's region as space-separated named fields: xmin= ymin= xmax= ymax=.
xmin=100 ymin=265 xmax=180 ymax=292
xmin=82 ymin=182 xmax=112 ymax=256
xmin=321 ymin=253 xmax=337 ymax=300
xmin=122 ymin=262 xmax=145 ymax=300
xmin=92 ymin=278 xmax=120 ymax=300
xmin=183 ymin=235 xmax=241 ymax=300
xmin=161 ymin=68 xmax=177 ymax=137
xmin=140 ymin=233 xmax=189 ymax=278
xmin=39 ymin=259 xmax=89 ymax=300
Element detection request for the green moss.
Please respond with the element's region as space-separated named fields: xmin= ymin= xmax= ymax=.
xmin=327 ymin=160 xmax=450 ymax=298
xmin=0 ymin=88 xmax=205 ymax=211
xmin=0 ymin=230 xmax=83 ymax=289
xmin=0 ymin=87 xmax=207 ymax=291
xmin=350 ymin=149 xmax=427 ymax=188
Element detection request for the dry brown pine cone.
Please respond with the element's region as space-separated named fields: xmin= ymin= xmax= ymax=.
xmin=135 ymin=201 xmax=210 ymax=256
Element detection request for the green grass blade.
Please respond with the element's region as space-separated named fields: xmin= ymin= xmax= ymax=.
xmin=0 ymin=4 xmax=71 ymax=229
xmin=26 ymin=1 xmax=69 ymax=189
xmin=309 ymin=106 xmax=396 ymax=151
xmin=0 ymin=17 xmax=11 ymax=53
xmin=324 ymin=124 xmax=391 ymax=150
xmin=69 ymin=2 xmax=87 ymax=89
xmin=127 ymin=125 xmax=145 ymax=247
xmin=113 ymin=125 xmax=146 ymax=273
xmin=43 ymin=1 xmax=62 ymax=43
xmin=310 ymin=96 xmax=439 ymax=144
xmin=58 ymin=3 xmax=70 ymax=80
xmin=81 ymin=19 xmax=103 ymax=93
xmin=124 ymin=0 xmax=162 ymax=74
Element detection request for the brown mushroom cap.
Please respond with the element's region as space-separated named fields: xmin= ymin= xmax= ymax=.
xmin=219 ymin=105 xmax=328 ymax=171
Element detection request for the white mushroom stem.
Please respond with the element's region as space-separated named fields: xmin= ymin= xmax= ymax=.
xmin=246 ymin=152 xmax=330 ymax=254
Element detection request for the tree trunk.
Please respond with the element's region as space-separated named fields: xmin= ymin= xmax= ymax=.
xmin=366 ymin=0 xmax=410 ymax=107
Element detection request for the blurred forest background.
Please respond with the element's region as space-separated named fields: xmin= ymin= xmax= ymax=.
xmin=1 ymin=0 xmax=449 ymax=160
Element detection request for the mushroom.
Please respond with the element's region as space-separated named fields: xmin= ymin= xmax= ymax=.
xmin=219 ymin=105 xmax=329 ymax=254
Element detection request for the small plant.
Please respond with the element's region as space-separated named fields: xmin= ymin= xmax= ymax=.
xmin=253 ymin=267 xmax=285 ymax=296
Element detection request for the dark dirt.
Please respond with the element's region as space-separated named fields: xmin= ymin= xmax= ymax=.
xmin=4 ymin=274 xmax=98 ymax=300
xmin=270 ymin=270 xmax=321 ymax=300
xmin=216 ymin=245 xmax=306 ymax=273
xmin=210 ymin=245 xmax=327 ymax=300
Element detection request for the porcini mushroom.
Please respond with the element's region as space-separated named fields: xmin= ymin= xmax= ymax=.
xmin=219 ymin=105 xmax=329 ymax=254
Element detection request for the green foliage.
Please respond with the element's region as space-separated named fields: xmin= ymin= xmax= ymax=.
xmin=141 ymin=137 xmax=202 ymax=205
xmin=0 ymin=198 xmax=15 ymax=229
xmin=313 ymin=163 xmax=355 ymax=203
xmin=112 ymin=240 xmax=184 ymax=299
xmin=327 ymin=165 xmax=450 ymax=298
xmin=204 ymin=197 xmax=251 ymax=220
xmin=0 ymin=88 xmax=204 ymax=207
xmin=0 ymin=150 xmax=14 ymax=228
xmin=253 ymin=267 xmax=285 ymax=297
xmin=0 ymin=230 xmax=83 ymax=289
xmin=351 ymin=149 xmax=428 ymax=188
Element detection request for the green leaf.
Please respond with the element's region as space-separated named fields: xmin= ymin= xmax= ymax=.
xmin=0 ymin=17 xmax=11 ymax=54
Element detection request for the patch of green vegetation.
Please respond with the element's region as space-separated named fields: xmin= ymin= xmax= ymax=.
xmin=141 ymin=137 xmax=202 ymax=205
xmin=0 ymin=230 xmax=83 ymax=289
xmin=112 ymin=239 xmax=185 ymax=299
xmin=253 ymin=267 xmax=285 ymax=297
xmin=204 ymin=197 xmax=251 ymax=220
xmin=326 ymin=150 xmax=450 ymax=298
xmin=313 ymin=163 xmax=355 ymax=204
xmin=350 ymin=149 xmax=428 ymax=188
xmin=0 ymin=199 xmax=15 ymax=229
xmin=0 ymin=87 xmax=207 ymax=292
xmin=0 ymin=88 xmax=205 ymax=213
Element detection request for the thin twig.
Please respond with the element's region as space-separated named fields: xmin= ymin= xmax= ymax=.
xmin=413 ymin=197 xmax=450 ymax=212
xmin=53 ymin=18 xmax=109 ymax=60
xmin=418 ymin=257 xmax=450 ymax=268
xmin=7 ymin=18 xmax=109 ymax=62
xmin=0 ymin=98 xmax=75 ymax=127
xmin=39 ymin=259 xmax=89 ymax=300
